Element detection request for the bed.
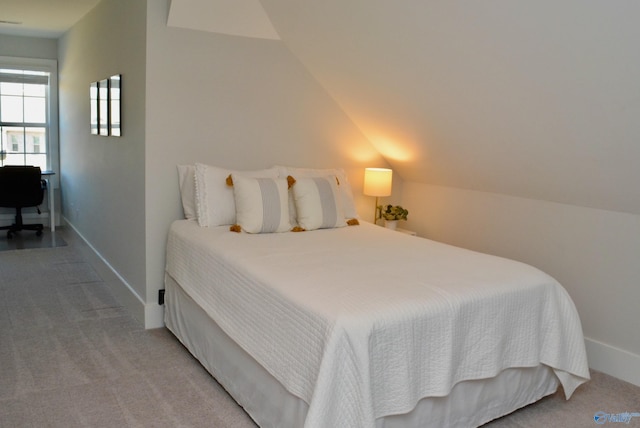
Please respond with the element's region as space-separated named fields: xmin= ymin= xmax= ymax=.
xmin=165 ymin=164 xmax=590 ymax=427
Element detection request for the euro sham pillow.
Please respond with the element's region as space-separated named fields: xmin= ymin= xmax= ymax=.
xmin=232 ymin=175 xmax=291 ymax=233
xmin=291 ymin=176 xmax=347 ymax=231
xmin=194 ymin=163 xmax=278 ymax=227
xmin=177 ymin=164 xmax=197 ymax=220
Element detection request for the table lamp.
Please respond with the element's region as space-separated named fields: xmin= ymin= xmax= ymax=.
xmin=363 ymin=167 xmax=392 ymax=223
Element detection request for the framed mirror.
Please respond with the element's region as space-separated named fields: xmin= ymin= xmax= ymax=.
xmin=109 ymin=74 xmax=121 ymax=137
xmin=89 ymin=74 xmax=122 ymax=136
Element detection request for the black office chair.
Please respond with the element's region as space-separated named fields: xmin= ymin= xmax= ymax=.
xmin=0 ymin=165 xmax=46 ymax=239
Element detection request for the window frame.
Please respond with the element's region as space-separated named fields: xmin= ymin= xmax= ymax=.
xmin=0 ymin=56 xmax=58 ymax=182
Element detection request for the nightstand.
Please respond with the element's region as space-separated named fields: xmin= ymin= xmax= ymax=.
xmin=395 ymin=228 xmax=417 ymax=236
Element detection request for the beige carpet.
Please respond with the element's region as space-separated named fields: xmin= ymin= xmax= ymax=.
xmin=1 ymin=228 xmax=639 ymax=427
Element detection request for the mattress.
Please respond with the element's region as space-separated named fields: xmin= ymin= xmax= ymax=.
xmin=165 ymin=219 xmax=590 ymax=428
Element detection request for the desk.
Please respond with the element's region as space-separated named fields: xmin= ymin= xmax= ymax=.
xmin=42 ymin=170 xmax=55 ymax=231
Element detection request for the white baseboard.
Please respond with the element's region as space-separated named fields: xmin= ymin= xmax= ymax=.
xmin=63 ymin=218 xmax=166 ymax=329
xmin=145 ymin=302 xmax=165 ymax=329
xmin=63 ymin=218 xmax=148 ymax=328
xmin=585 ymin=337 xmax=640 ymax=387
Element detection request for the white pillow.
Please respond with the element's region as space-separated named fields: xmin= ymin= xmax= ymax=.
xmin=177 ymin=164 xmax=197 ymax=220
xmin=291 ymin=176 xmax=347 ymax=231
xmin=232 ymin=175 xmax=291 ymax=233
xmin=275 ymin=166 xmax=359 ymax=224
xmin=195 ymin=163 xmax=278 ymax=227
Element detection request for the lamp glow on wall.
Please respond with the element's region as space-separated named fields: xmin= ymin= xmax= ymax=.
xmin=363 ymin=167 xmax=393 ymax=223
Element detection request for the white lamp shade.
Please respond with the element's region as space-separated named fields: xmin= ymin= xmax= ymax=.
xmin=363 ymin=168 xmax=392 ymax=197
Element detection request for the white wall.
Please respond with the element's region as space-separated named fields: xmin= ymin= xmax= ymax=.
xmin=0 ymin=34 xmax=57 ymax=59
xmin=56 ymin=0 xmax=387 ymax=329
xmin=402 ymin=182 xmax=640 ymax=386
xmin=143 ymin=0 xmax=388 ymax=326
xmin=262 ymin=1 xmax=640 ymax=216
xmin=58 ymin=0 xmax=148 ymax=324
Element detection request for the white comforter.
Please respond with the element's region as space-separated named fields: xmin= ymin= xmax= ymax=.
xmin=165 ymin=220 xmax=589 ymax=428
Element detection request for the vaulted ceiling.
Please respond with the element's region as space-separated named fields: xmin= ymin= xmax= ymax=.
xmin=5 ymin=0 xmax=640 ymax=215
xmin=170 ymin=0 xmax=640 ymax=215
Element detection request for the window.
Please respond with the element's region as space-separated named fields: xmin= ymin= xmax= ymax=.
xmin=32 ymin=135 xmax=41 ymax=153
xmin=10 ymin=134 xmax=19 ymax=151
xmin=0 ymin=63 xmax=54 ymax=170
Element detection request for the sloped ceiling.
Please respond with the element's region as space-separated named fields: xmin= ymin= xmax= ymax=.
xmin=167 ymin=0 xmax=279 ymax=40
xmin=163 ymin=1 xmax=640 ymax=215
xmin=0 ymin=0 xmax=100 ymax=38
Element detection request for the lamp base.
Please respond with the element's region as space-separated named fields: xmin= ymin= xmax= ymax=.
xmin=373 ymin=196 xmax=379 ymax=224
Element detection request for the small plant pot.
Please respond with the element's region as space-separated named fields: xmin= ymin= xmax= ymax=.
xmin=384 ymin=220 xmax=398 ymax=230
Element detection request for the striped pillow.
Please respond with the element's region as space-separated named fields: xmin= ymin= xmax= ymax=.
xmin=232 ymin=175 xmax=291 ymax=233
xmin=275 ymin=166 xmax=359 ymax=224
xmin=292 ymin=176 xmax=346 ymax=231
xmin=194 ymin=163 xmax=279 ymax=227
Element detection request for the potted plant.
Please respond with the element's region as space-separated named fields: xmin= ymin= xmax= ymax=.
xmin=378 ymin=204 xmax=408 ymax=229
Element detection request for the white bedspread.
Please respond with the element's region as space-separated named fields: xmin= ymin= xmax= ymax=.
xmin=165 ymin=220 xmax=589 ymax=428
